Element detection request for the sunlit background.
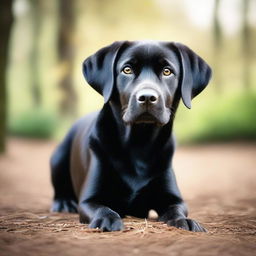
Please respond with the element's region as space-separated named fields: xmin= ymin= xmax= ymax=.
xmin=3 ymin=0 xmax=256 ymax=146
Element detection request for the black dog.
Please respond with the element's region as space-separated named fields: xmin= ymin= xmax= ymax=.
xmin=50 ymin=41 xmax=212 ymax=232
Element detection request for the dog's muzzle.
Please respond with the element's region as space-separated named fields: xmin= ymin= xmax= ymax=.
xmin=122 ymin=87 xmax=171 ymax=126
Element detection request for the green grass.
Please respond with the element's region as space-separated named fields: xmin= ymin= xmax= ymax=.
xmin=7 ymin=92 xmax=256 ymax=143
xmin=8 ymin=108 xmax=58 ymax=139
xmin=175 ymin=91 xmax=256 ymax=144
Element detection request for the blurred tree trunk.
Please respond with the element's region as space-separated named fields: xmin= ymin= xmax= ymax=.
xmin=58 ymin=0 xmax=77 ymax=117
xmin=30 ymin=0 xmax=43 ymax=107
xmin=241 ymin=0 xmax=251 ymax=90
xmin=213 ymin=0 xmax=222 ymax=90
xmin=0 ymin=0 xmax=13 ymax=153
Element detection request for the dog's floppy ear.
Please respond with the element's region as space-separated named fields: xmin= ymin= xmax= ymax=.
xmin=171 ymin=42 xmax=212 ymax=109
xmin=82 ymin=41 xmax=127 ymax=103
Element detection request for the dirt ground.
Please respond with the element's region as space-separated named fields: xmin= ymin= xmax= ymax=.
xmin=0 ymin=138 xmax=255 ymax=256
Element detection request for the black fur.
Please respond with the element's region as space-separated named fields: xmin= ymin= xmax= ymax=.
xmin=50 ymin=40 xmax=212 ymax=232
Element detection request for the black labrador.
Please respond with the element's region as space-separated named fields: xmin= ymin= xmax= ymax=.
xmin=50 ymin=41 xmax=212 ymax=232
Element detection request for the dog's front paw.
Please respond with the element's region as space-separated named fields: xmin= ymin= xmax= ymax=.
xmin=89 ymin=215 xmax=124 ymax=232
xmin=167 ymin=218 xmax=207 ymax=232
xmin=51 ymin=198 xmax=78 ymax=213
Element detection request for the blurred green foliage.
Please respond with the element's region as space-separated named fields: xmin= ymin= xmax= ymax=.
xmin=175 ymin=91 xmax=256 ymax=143
xmin=9 ymin=108 xmax=57 ymax=139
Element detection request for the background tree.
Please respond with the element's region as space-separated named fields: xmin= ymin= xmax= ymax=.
xmin=0 ymin=0 xmax=14 ymax=153
xmin=241 ymin=0 xmax=252 ymax=90
xmin=29 ymin=0 xmax=43 ymax=107
xmin=58 ymin=0 xmax=77 ymax=117
xmin=213 ymin=0 xmax=222 ymax=90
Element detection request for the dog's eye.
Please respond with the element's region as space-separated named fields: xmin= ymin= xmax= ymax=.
xmin=122 ymin=66 xmax=133 ymax=75
xmin=162 ymin=68 xmax=172 ymax=76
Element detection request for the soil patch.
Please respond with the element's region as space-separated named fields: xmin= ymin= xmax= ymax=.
xmin=0 ymin=138 xmax=255 ymax=256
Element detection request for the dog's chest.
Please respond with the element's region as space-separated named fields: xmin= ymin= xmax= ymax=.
xmin=120 ymin=158 xmax=153 ymax=198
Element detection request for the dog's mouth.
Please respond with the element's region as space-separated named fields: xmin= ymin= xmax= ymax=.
xmin=134 ymin=112 xmax=158 ymax=124
xmin=121 ymin=96 xmax=171 ymax=126
xmin=122 ymin=109 xmax=169 ymax=126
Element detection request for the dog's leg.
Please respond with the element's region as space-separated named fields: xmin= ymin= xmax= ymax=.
xmin=158 ymin=202 xmax=207 ymax=232
xmin=78 ymin=202 xmax=124 ymax=232
xmin=50 ymin=128 xmax=78 ymax=213
xmin=77 ymin=152 xmax=124 ymax=232
xmin=156 ymin=169 xmax=207 ymax=232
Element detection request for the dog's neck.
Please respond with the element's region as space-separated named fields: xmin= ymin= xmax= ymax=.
xmin=104 ymin=101 xmax=177 ymax=147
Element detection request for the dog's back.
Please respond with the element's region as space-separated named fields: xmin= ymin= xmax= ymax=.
xmin=50 ymin=111 xmax=98 ymax=211
xmin=70 ymin=111 xmax=99 ymax=197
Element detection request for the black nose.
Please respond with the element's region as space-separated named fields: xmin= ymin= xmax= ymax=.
xmin=136 ymin=89 xmax=159 ymax=105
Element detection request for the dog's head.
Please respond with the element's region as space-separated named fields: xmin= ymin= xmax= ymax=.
xmin=83 ymin=41 xmax=212 ymax=126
